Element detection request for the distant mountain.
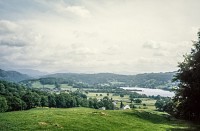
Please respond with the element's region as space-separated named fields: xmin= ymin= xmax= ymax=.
xmin=41 ymin=72 xmax=176 ymax=89
xmin=0 ymin=69 xmax=31 ymax=82
xmin=16 ymin=69 xmax=49 ymax=78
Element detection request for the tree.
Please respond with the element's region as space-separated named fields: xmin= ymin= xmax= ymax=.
xmin=88 ymin=98 xmax=94 ymax=108
xmin=120 ymin=101 xmax=124 ymax=108
xmin=155 ymin=99 xmax=164 ymax=111
xmin=0 ymin=83 xmax=6 ymax=94
xmin=32 ymin=92 xmax=41 ymax=107
xmin=155 ymin=98 xmax=174 ymax=113
xmin=48 ymin=94 xmax=56 ymax=108
xmin=120 ymin=94 xmax=124 ymax=98
xmin=173 ymin=30 xmax=200 ymax=120
xmin=41 ymin=96 xmax=48 ymax=107
xmin=129 ymin=103 xmax=136 ymax=108
xmin=80 ymin=98 xmax=88 ymax=107
xmin=55 ymin=82 xmax=61 ymax=89
xmin=7 ymin=96 xmax=23 ymax=111
xmin=134 ymin=99 xmax=142 ymax=104
xmin=102 ymin=97 xmax=114 ymax=110
xmin=55 ymin=94 xmax=66 ymax=108
xmin=0 ymin=96 xmax=8 ymax=112
xmin=92 ymin=98 xmax=99 ymax=109
xmin=22 ymin=92 xmax=35 ymax=109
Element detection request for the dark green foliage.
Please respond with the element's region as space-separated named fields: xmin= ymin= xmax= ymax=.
xmin=0 ymin=96 xmax=8 ymax=112
xmin=0 ymin=80 xmax=115 ymax=112
xmin=80 ymin=98 xmax=88 ymax=107
xmin=22 ymin=92 xmax=36 ymax=109
xmin=155 ymin=99 xmax=164 ymax=111
xmin=0 ymin=83 xmax=6 ymax=94
xmin=155 ymin=98 xmax=174 ymax=114
xmin=120 ymin=94 xmax=124 ymax=97
xmin=102 ymin=96 xmax=114 ymax=110
xmin=120 ymin=101 xmax=124 ymax=108
xmin=173 ymin=30 xmax=200 ymax=121
xmin=7 ymin=96 xmax=23 ymax=111
xmin=41 ymin=96 xmax=48 ymax=107
xmin=48 ymin=94 xmax=56 ymax=108
xmin=129 ymin=103 xmax=136 ymax=108
xmin=129 ymin=92 xmax=148 ymax=103
xmin=71 ymin=91 xmax=87 ymax=99
xmin=55 ymin=94 xmax=66 ymax=108
xmin=134 ymin=99 xmax=142 ymax=104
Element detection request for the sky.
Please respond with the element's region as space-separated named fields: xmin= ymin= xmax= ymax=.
xmin=0 ymin=0 xmax=200 ymax=74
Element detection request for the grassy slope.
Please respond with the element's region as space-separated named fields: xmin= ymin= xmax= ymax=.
xmin=0 ymin=108 xmax=198 ymax=131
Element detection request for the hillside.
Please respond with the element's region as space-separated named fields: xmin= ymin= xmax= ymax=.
xmin=0 ymin=108 xmax=198 ymax=131
xmin=0 ymin=69 xmax=31 ymax=82
xmin=40 ymin=72 xmax=176 ymax=89
xmin=16 ymin=69 xmax=48 ymax=78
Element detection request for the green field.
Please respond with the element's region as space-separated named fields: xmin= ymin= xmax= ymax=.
xmin=86 ymin=93 xmax=129 ymax=100
xmin=0 ymin=108 xmax=198 ymax=131
xmin=31 ymin=82 xmax=76 ymax=90
xmin=31 ymin=81 xmax=55 ymax=89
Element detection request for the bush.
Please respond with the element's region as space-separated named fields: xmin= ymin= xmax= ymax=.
xmin=0 ymin=96 xmax=8 ymax=112
xmin=129 ymin=103 xmax=136 ymax=108
xmin=134 ymin=99 xmax=142 ymax=104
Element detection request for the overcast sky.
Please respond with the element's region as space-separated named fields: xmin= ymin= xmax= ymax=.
xmin=0 ymin=0 xmax=200 ymax=74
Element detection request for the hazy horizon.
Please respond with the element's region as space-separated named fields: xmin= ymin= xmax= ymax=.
xmin=0 ymin=0 xmax=200 ymax=74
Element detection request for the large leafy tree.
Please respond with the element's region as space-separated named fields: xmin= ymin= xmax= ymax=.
xmin=173 ymin=30 xmax=200 ymax=120
xmin=0 ymin=96 xmax=8 ymax=112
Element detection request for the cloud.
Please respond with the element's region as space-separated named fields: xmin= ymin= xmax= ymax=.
xmin=59 ymin=5 xmax=91 ymax=18
xmin=0 ymin=0 xmax=199 ymax=73
xmin=0 ymin=39 xmax=26 ymax=47
xmin=0 ymin=20 xmax=18 ymax=34
xmin=143 ymin=40 xmax=161 ymax=49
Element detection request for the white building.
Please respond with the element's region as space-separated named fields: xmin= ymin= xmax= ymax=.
xmin=123 ymin=105 xmax=131 ymax=110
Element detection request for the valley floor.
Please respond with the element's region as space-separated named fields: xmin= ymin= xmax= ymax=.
xmin=0 ymin=108 xmax=199 ymax=131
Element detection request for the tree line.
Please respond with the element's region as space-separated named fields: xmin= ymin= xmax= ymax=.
xmin=0 ymin=80 xmax=114 ymax=112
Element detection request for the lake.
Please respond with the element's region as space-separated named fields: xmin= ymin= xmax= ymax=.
xmin=121 ymin=87 xmax=174 ymax=97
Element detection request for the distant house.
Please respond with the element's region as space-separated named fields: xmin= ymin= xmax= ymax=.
xmin=99 ymin=107 xmax=106 ymax=110
xmin=123 ymin=105 xmax=130 ymax=110
xmin=112 ymin=102 xmax=117 ymax=106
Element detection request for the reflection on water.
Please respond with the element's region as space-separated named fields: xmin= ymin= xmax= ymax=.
xmin=121 ymin=87 xmax=174 ymax=97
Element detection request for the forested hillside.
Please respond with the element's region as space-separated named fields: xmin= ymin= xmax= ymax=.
xmin=39 ymin=72 xmax=176 ymax=89
xmin=0 ymin=69 xmax=31 ymax=82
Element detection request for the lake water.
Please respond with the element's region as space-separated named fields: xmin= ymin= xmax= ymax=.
xmin=121 ymin=87 xmax=175 ymax=97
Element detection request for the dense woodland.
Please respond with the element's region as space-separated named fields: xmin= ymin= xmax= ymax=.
xmin=0 ymin=80 xmax=115 ymax=112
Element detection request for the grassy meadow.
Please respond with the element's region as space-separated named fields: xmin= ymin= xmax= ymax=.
xmin=0 ymin=107 xmax=198 ymax=131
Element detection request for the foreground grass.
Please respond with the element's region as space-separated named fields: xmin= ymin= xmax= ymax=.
xmin=0 ymin=108 xmax=199 ymax=131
